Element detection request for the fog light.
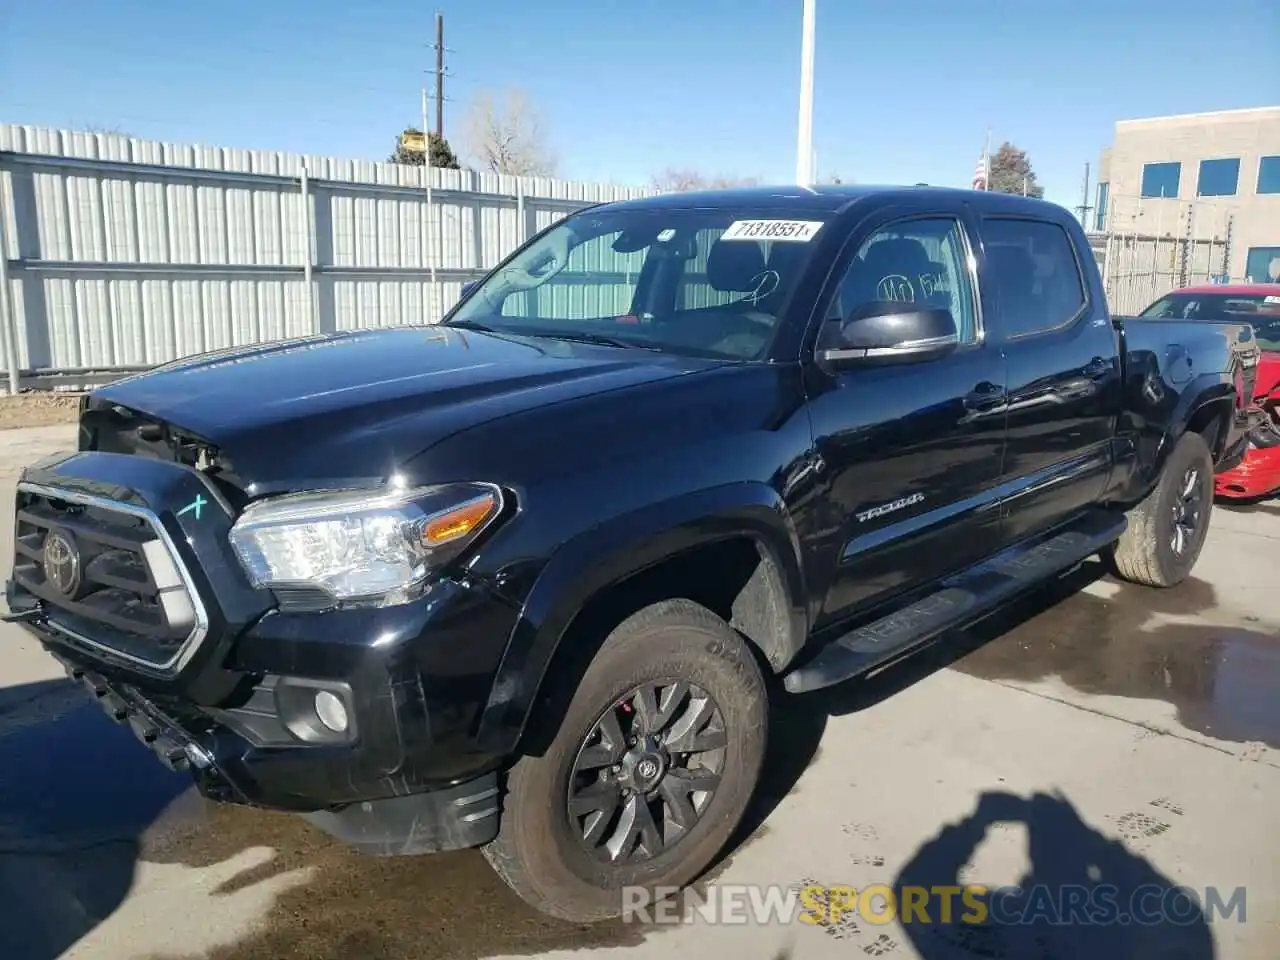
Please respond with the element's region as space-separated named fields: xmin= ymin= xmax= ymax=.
xmin=314 ymin=690 xmax=349 ymax=733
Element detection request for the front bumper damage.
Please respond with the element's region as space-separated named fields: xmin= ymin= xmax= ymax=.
xmin=1215 ymin=409 xmax=1280 ymax=500
xmin=4 ymin=450 xmax=519 ymax=855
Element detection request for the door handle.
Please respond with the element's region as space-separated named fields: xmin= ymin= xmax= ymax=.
xmin=963 ymin=381 xmax=1004 ymax=412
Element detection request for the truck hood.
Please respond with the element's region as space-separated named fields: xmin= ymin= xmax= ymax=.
xmin=92 ymin=327 xmax=717 ymax=491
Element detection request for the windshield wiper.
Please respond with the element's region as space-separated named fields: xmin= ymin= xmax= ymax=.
xmin=444 ymin=319 xmax=496 ymax=332
xmin=530 ymin=331 xmax=661 ymax=351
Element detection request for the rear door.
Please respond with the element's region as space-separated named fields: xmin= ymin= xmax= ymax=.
xmin=801 ymin=201 xmax=1009 ymax=630
xmin=975 ymin=212 xmax=1122 ymax=542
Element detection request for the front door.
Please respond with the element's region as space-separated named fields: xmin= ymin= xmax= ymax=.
xmin=802 ymin=208 xmax=1009 ymax=631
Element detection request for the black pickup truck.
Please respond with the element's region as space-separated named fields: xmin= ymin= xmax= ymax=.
xmin=4 ymin=186 xmax=1259 ymax=921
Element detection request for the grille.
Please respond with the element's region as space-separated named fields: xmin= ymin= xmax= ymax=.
xmin=11 ymin=483 xmax=208 ymax=671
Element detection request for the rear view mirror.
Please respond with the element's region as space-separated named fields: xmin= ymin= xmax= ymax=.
xmin=819 ymin=302 xmax=959 ymax=367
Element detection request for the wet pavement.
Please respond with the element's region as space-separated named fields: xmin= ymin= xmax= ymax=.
xmin=1 ymin=424 xmax=1278 ymax=959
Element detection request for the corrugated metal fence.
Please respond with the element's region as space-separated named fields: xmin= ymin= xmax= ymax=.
xmin=0 ymin=124 xmax=654 ymax=392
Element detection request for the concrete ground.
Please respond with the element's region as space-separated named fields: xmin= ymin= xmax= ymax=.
xmin=1 ymin=422 xmax=1277 ymax=960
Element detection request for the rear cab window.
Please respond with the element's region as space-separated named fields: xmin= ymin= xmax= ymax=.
xmin=981 ymin=219 xmax=1088 ymax=338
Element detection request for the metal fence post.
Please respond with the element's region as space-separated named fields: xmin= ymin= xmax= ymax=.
xmin=300 ymin=165 xmax=316 ymax=333
xmin=0 ymin=191 xmax=19 ymax=395
xmin=1102 ymin=233 xmax=1114 ymax=306
xmin=1222 ymin=215 xmax=1234 ymax=282
xmin=516 ymin=179 xmax=526 ymax=245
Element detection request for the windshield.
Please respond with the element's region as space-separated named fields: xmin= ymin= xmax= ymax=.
xmin=443 ymin=208 xmax=829 ymax=360
xmin=1140 ymin=291 xmax=1280 ymax=351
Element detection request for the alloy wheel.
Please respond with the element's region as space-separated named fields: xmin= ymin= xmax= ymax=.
xmin=567 ymin=680 xmax=727 ymax=863
xmin=1171 ymin=466 xmax=1204 ymax=556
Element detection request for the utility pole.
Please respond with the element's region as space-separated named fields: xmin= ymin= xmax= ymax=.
xmin=434 ymin=12 xmax=445 ymax=138
xmin=795 ymin=0 xmax=816 ymax=186
xmin=1075 ymin=161 xmax=1095 ymax=229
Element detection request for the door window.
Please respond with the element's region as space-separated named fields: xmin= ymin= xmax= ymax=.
xmin=981 ymin=219 xmax=1088 ymax=338
xmin=827 ymin=217 xmax=979 ymax=344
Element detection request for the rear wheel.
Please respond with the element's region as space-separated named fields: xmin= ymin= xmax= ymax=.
xmin=482 ymin=598 xmax=768 ymax=922
xmin=1106 ymin=431 xmax=1215 ymax=587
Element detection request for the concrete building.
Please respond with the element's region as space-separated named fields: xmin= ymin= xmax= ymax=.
xmin=1095 ymin=106 xmax=1280 ymax=283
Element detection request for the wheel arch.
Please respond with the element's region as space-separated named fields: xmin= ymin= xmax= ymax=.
xmin=475 ymin=483 xmax=808 ymax=757
xmin=1143 ymin=379 xmax=1237 ymax=488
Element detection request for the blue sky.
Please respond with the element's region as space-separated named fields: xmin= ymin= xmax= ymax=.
xmin=3 ymin=0 xmax=1277 ymax=207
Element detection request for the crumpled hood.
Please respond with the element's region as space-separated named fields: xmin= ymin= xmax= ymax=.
xmin=92 ymin=327 xmax=715 ymax=490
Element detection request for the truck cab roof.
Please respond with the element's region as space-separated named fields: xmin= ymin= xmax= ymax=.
xmin=601 ymin=184 xmax=1069 ymax=218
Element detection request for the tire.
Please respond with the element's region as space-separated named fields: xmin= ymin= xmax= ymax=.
xmin=482 ymin=598 xmax=768 ymax=923
xmin=1105 ymin=431 xmax=1215 ymax=588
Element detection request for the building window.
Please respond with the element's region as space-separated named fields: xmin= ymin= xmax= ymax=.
xmin=1197 ymin=157 xmax=1240 ymax=197
xmin=1094 ymin=182 xmax=1109 ymax=231
xmin=1141 ymin=162 xmax=1181 ymax=198
xmin=1258 ymin=156 xmax=1280 ymax=195
xmin=1244 ymin=247 xmax=1280 ymax=284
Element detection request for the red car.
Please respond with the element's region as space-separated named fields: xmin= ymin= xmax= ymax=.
xmin=1138 ymin=284 xmax=1280 ymax=501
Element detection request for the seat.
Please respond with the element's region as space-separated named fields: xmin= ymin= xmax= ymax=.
xmin=706 ymin=241 xmax=768 ymax=295
xmin=986 ymin=244 xmax=1039 ymax=324
xmin=840 ymin=237 xmax=937 ymax=317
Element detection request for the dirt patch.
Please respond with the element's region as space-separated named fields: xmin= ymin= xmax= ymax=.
xmin=138 ymin=800 xmax=655 ymax=960
xmin=0 ymin=394 xmax=83 ymax=430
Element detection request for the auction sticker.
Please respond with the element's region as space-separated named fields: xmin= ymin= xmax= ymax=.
xmin=720 ymin=219 xmax=824 ymax=242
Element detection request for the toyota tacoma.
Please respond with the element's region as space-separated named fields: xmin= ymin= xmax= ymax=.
xmin=4 ymin=186 xmax=1260 ymax=921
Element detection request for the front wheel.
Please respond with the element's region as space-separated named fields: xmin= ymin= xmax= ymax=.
xmin=482 ymin=599 xmax=768 ymax=922
xmin=1105 ymin=431 xmax=1215 ymax=587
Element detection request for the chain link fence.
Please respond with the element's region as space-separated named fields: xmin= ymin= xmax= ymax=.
xmin=1087 ymin=231 xmax=1233 ymax=316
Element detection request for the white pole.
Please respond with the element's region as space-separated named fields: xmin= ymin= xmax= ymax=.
xmin=795 ymin=0 xmax=816 ymax=187
xmin=984 ymin=129 xmax=991 ymax=191
xmin=422 ymin=86 xmax=438 ymax=322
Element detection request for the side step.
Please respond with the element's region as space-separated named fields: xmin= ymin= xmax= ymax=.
xmin=782 ymin=509 xmax=1127 ymax=694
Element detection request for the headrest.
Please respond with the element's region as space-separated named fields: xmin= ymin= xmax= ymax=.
xmin=861 ymin=237 xmax=933 ymax=276
xmin=987 ymin=244 xmax=1037 ymax=296
xmin=707 ymin=241 xmax=767 ymax=292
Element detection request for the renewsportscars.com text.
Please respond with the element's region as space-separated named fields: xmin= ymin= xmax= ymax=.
xmin=621 ymin=883 xmax=1248 ymax=927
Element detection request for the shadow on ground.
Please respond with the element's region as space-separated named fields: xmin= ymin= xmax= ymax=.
xmin=895 ymin=789 xmax=1217 ymax=958
xmin=4 ymin=560 xmax=1272 ymax=959
xmin=0 ymin=678 xmax=189 ymax=960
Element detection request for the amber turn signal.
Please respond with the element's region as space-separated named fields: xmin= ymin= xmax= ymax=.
xmin=423 ymin=493 xmax=499 ymax=545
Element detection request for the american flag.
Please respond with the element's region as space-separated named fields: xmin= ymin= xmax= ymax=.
xmin=972 ymin=150 xmax=988 ymax=191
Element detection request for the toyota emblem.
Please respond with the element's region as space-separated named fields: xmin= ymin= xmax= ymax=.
xmin=42 ymin=530 xmax=82 ymax=598
xmin=636 ymin=759 xmax=658 ymax=780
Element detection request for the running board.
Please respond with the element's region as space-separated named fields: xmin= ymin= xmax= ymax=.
xmin=782 ymin=509 xmax=1127 ymax=694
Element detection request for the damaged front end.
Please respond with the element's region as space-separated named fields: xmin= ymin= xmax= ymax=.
xmin=1216 ymin=376 xmax=1280 ymax=500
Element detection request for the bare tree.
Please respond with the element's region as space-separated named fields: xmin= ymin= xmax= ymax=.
xmin=649 ymin=169 xmax=761 ymax=193
xmin=463 ymin=87 xmax=558 ymax=177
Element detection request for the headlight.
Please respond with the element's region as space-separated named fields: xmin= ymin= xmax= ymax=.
xmin=228 ymin=482 xmax=504 ymax=605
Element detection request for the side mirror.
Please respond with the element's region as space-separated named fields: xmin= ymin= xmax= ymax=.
xmin=819 ymin=302 xmax=959 ymax=367
xmin=460 ymin=280 xmax=479 ymax=298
